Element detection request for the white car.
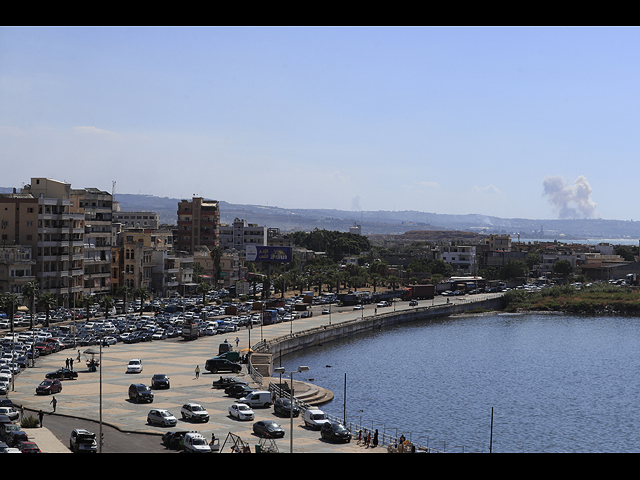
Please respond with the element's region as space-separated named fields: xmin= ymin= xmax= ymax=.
xmin=147 ymin=409 xmax=177 ymax=427
xmin=182 ymin=432 xmax=212 ymax=453
xmin=228 ymin=403 xmax=255 ymax=421
xmin=181 ymin=403 xmax=209 ymax=423
xmin=0 ymin=406 xmax=18 ymax=421
xmin=353 ymin=305 xmax=363 ymax=310
xmin=127 ymin=359 xmax=143 ymax=373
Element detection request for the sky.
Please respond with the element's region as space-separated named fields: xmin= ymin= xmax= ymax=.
xmin=2 ymin=26 xmax=640 ymax=221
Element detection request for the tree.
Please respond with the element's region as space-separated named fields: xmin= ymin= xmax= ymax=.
xmin=38 ymin=293 xmax=58 ymax=328
xmin=99 ymin=296 xmax=114 ymax=318
xmin=135 ymin=287 xmax=150 ymax=313
xmin=21 ymin=280 xmax=40 ymax=330
xmin=196 ymin=282 xmax=211 ymax=305
xmin=500 ymin=260 xmax=528 ymax=281
xmin=77 ymin=295 xmax=96 ymax=321
xmin=0 ymin=293 xmax=19 ymax=332
xmin=553 ymin=259 xmax=574 ymax=277
xmin=209 ymin=245 xmax=223 ymax=286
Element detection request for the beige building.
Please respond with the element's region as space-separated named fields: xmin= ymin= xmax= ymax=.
xmin=176 ymin=197 xmax=220 ymax=254
xmin=0 ymin=245 xmax=36 ymax=295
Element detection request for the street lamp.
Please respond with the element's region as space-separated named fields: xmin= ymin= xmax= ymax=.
xmin=273 ymin=365 xmax=310 ymax=453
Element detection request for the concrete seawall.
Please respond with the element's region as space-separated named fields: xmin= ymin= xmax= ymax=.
xmin=261 ymin=296 xmax=505 ymax=362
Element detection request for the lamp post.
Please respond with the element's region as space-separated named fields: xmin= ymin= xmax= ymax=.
xmin=273 ymin=365 xmax=309 ymax=453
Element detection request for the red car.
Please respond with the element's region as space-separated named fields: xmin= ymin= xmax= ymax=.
xmin=18 ymin=441 xmax=41 ymax=453
xmin=35 ymin=342 xmax=53 ymax=355
xmin=36 ymin=379 xmax=62 ymax=395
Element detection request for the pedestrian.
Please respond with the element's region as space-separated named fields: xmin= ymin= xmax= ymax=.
xmin=195 ymin=365 xmax=200 ymax=379
xmin=70 ymin=357 xmax=74 ymax=370
xmin=50 ymin=396 xmax=57 ymax=412
xmin=366 ymin=431 xmax=371 ymax=447
xmin=38 ymin=410 xmax=43 ymax=427
xmin=20 ymin=405 xmax=24 ymax=421
xmin=235 ymin=336 xmax=240 ymax=348
xmin=77 ymin=349 xmax=81 ymax=362
xmin=357 ymin=429 xmax=362 ymax=444
xmin=373 ymin=429 xmax=379 ymax=447
xmin=65 ymin=358 xmax=70 ymax=369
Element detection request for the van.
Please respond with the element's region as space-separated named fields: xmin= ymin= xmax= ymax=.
xmin=238 ymin=390 xmax=273 ymax=408
xmin=182 ymin=432 xmax=211 ymax=453
xmin=303 ymin=408 xmax=330 ymax=430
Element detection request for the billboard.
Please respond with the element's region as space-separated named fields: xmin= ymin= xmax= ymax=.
xmin=246 ymin=245 xmax=292 ymax=263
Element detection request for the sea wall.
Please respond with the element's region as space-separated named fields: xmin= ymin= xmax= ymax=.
xmin=263 ymin=296 xmax=504 ymax=363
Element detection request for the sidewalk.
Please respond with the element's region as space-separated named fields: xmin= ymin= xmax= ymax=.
xmin=20 ymin=426 xmax=70 ymax=453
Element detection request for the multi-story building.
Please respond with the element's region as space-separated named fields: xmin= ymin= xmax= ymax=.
xmin=176 ymin=197 xmax=220 ymax=254
xmin=18 ymin=178 xmax=86 ymax=303
xmin=439 ymin=245 xmax=477 ymax=274
xmin=71 ymin=187 xmax=113 ymax=297
xmin=112 ymin=210 xmax=160 ymax=230
xmin=0 ymin=245 xmax=36 ymax=295
xmin=219 ymin=218 xmax=267 ymax=251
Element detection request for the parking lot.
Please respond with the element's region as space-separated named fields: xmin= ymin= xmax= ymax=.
xmin=3 ymin=302 xmax=390 ymax=453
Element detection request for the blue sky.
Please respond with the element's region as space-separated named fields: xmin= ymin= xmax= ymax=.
xmin=2 ymin=27 xmax=639 ymax=221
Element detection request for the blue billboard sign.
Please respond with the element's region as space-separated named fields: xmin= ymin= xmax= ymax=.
xmin=246 ymin=245 xmax=292 ymax=263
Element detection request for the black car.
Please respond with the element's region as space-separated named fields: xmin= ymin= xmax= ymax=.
xmin=273 ymin=398 xmax=300 ymax=418
xmin=212 ymin=376 xmax=248 ymax=390
xmin=225 ymin=384 xmax=254 ymax=399
xmin=320 ymin=422 xmax=352 ymax=443
xmin=45 ymin=368 xmax=78 ymax=380
xmin=204 ymin=358 xmax=242 ymax=374
xmin=128 ymin=383 xmax=154 ymax=403
xmin=151 ymin=374 xmax=170 ymax=389
xmin=253 ymin=420 xmax=285 ymax=439
xmin=161 ymin=431 xmax=187 ymax=450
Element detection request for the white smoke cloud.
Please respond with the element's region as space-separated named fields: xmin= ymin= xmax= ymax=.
xmin=542 ymin=175 xmax=600 ymax=219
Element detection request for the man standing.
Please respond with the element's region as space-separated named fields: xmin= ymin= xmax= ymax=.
xmin=50 ymin=396 xmax=57 ymax=413
xmin=195 ymin=365 xmax=200 ymax=379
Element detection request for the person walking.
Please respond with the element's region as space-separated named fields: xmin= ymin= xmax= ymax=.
xmin=50 ymin=396 xmax=57 ymax=412
xmin=373 ymin=429 xmax=379 ymax=447
xmin=38 ymin=410 xmax=44 ymax=427
xmin=195 ymin=365 xmax=200 ymax=379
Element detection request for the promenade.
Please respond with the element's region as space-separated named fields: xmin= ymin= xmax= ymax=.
xmin=5 ymin=293 xmax=502 ymax=453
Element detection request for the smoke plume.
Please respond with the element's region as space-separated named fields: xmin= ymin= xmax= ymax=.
xmin=542 ymin=175 xmax=599 ymax=219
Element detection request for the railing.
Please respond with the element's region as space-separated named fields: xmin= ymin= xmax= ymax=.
xmin=267 ymin=381 xmax=442 ymax=453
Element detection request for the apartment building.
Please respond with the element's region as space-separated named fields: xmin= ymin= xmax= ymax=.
xmin=112 ymin=210 xmax=160 ymax=229
xmin=439 ymin=245 xmax=477 ymax=274
xmin=219 ymin=217 xmax=267 ymax=251
xmin=70 ymin=187 xmax=113 ymax=296
xmin=176 ymin=197 xmax=220 ymax=254
xmin=0 ymin=245 xmax=36 ymax=295
xmin=15 ymin=178 xmax=85 ymax=303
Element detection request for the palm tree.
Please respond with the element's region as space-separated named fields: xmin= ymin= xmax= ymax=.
xmin=196 ymin=282 xmax=210 ymax=305
xmin=135 ymin=287 xmax=150 ymax=314
xmin=99 ymin=296 xmax=114 ymax=318
xmin=116 ymin=285 xmax=133 ymax=312
xmin=78 ymin=295 xmax=96 ymax=321
xmin=21 ymin=280 xmax=40 ymax=330
xmin=209 ymin=245 xmax=223 ymax=286
xmin=0 ymin=293 xmax=19 ymax=332
xmin=38 ymin=293 xmax=58 ymax=328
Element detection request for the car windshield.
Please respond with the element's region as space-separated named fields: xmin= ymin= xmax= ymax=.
xmin=129 ymin=360 xmax=140 ymax=365
xmin=137 ymin=385 xmax=150 ymax=391
xmin=313 ymin=413 xmax=327 ymax=420
xmin=332 ymin=424 xmax=347 ymax=432
xmin=264 ymin=422 xmax=278 ymax=428
xmin=238 ymin=405 xmax=250 ymax=411
xmin=154 ymin=375 xmax=166 ymax=379
xmin=161 ymin=411 xmax=172 ymax=417
xmin=192 ymin=405 xmax=204 ymax=411
xmin=39 ymin=381 xmax=52 ymax=386
xmin=192 ymin=438 xmax=207 ymax=445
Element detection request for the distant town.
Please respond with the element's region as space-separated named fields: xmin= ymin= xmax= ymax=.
xmin=1 ymin=177 xmax=640 ymax=313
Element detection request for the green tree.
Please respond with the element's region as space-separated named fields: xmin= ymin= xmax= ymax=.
xmin=38 ymin=293 xmax=58 ymax=327
xmin=500 ymin=260 xmax=528 ymax=281
xmin=78 ymin=295 xmax=96 ymax=321
xmin=0 ymin=293 xmax=19 ymax=331
xmin=196 ymin=282 xmax=211 ymax=304
xmin=99 ymin=296 xmax=114 ymax=318
xmin=21 ymin=280 xmax=40 ymax=330
xmin=553 ymin=259 xmax=574 ymax=277
xmin=135 ymin=287 xmax=150 ymax=313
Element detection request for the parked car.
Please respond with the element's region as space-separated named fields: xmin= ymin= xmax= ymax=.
xmin=321 ymin=422 xmax=352 ymax=443
xmin=126 ymin=359 xmax=143 ymax=373
xmin=238 ymin=390 xmax=272 ymax=408
xmin=128 ymin=383 xmax=154 ymax=403
xmin=45 ymin=368 xmax=78 ymax=380
xmin=181 ymin=403 xmax=209 ymax=423
xmin=0 ymin=407 xmax=18 ymax=422
xmin=18 ymin=441 xmax=40 ymax=453
xmin=161 ymin=431 xmax=187 ymax=450
xmin=225 ymin=384 xmax=254 ymax=398
xmin=150 ymin=374 xmax=170 ymax=389
xmin=182 ymin=432 xmax=211 ymax=453
xmin=212 ymin=376 xmax=248 ymax=389
xmin=36 ymin=379 xmax=62 ymax=395
xmin=2 ymin=423 xmax=21 ymax=442
xmin=303 ymin=408 xmax=330 ymax=430
xmin=228 ymin=403 xmax=254 ymax=421
xmin=253 ymin=420 xmax=285 ymax=438
xmin=69 ymin=429 xmax=97 ymax=453
xmin=204 ymin=358 xmax=242 ymax=374
xmin=8 ymin=430 xmax=28 ymax=448
xmin=147 ymin=409 xmax=177 ymax=427
xmin=273 ymin=398 xmax=300 ymax=418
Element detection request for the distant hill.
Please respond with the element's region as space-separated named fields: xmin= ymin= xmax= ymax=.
xmin=5 ymin=188 xmax=640 ymax=239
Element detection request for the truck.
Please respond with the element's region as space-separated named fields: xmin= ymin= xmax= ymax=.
xmin=401 ymin=284 xmax=435 ymax=301
xmin=181 ymin=318 xmax=200 ymax=340
xmin=262 ymin=309 xmax=278 ymax=325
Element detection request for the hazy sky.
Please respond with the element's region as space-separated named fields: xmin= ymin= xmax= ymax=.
xmin=2 ymin=27 xmax=639 ymax=220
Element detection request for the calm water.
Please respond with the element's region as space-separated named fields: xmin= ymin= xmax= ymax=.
xmin=280 ymin=313 xmax=640 ymax=452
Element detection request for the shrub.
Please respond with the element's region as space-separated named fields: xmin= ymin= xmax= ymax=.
xmin=21 ymin=415 xmax=40 ymax=428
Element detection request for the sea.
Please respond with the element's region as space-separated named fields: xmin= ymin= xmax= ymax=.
xmin=279 ymin=312 xmax=640 ymax=453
